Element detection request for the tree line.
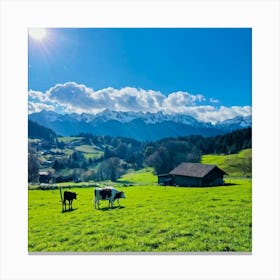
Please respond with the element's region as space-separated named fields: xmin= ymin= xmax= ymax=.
xmin=28 ymin=120 xmax=251 ymax=182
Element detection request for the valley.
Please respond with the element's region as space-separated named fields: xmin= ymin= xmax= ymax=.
xmin=28 ymin=122 xmax=251 ymax=185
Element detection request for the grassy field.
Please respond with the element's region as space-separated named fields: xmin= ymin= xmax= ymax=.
xmin=74 ymin=145 xmax=103 ymax=159
xmin=117 ymin=167 xmax=158 ymax=185
xmin=201 ymin=149 xmax=251 ymax=177
xmin=57 ymin=136 xmax=84 ymax=143
xmin=28 ymin=170 xmax=252 ymax=252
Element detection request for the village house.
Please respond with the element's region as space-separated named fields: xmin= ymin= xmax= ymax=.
xmin=158 ymin=162 xmax=228 ymax=187
xmin=38 ymin=171 xmax=51 ymax=184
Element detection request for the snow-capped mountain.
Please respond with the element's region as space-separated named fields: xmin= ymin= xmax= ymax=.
xmin=29 ymin=110 xmax=252 ymax=141
xmin=216 ymin=115 xmax=252 ymax=131
xmin=69 ymin=110 xmax=211 ymax=127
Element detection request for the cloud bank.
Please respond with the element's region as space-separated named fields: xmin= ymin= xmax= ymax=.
xmin=28 ymin=102 xmax=55 ymax=113
xmin=28 ymin=82 xmax=251 ymax=123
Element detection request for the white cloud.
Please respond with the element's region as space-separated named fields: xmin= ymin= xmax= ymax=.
xmin=28 ymin=82 xmax=251 ymax=123
xmin=188 ymin=105 xmax=252 ymax=124
xmin=28 ymin=90 xmax=48 ymax=102
xmin=210 ymin=98 xmax=219 ymax=104
xmin=28 ymin=102 xmax=55 ymax=114
xmin=47 ymin=82 xmax=96 ymax=109
xmin=163 ymin=91 xmax=205 ymax=110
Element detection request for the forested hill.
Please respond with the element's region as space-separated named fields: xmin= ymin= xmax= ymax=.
xmin=144 ymin=127 xmax=251 ymax=174
xmin=28 ymin=120 xmax=251 ymax=182
xmin=73 ymin=127 xmax=251 ymax=175
xmin=28 ymin=118 xmax=251 ymax=156
xmin=28 ymin=120 xmax=57 ymax=143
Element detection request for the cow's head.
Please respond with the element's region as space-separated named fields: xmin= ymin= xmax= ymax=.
xmin=73 ymin=192 xmax=78 ymax=199
xmin=120 ymin=191 xmax=125 ymax=199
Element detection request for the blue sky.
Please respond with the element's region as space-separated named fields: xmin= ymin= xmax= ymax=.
xmin=28 ymin=28 xmax=252 ymax=123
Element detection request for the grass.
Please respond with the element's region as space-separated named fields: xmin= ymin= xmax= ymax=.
xmin=117 ymin=167 xmax=157 ymax=185
xmin=75 ymin=145 xmax=99 ymax=154
xmin=73 ymin=145 xmax=104 ymax=160
xmin=28 ymin=175 xmax=251 ymax=252
xmin=57 ymin=137 xmax=84 ymax=143
xmin=201 ymin=149 xmax=252 ymax=177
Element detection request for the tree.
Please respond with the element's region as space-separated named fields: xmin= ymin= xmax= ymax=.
xmin=69 ymin=151 xmax=87 ymax=169
xmin=146 ymin=147 xmax=170 ymax=174
xmin=115 ymin=142 xmax=128 ymax=159
xmin=52 ymin=159 xmax=62 ymax=170
xmin=144 ymin=145 xmax=155 ymax=158
xmin=98 ymin=157 xmax=123 ymax=182
xmin=82 ymin=169 xmax=96 ymax=182
xmin=104 ymin=146 xmax=115 ymax=159
xmin=28 ymin=149 xmax=40 ymax=182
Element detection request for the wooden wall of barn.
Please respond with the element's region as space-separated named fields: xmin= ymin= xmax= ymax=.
xmin=158 ymin=167 xmax=226 ymax=187
xmin=173 ymin=174 xmax=224 ymax=187
xmin=173 ymin=175 xmax=203 ymax=187
xmin=202 ymin=168 xmax=225 ymax=186
xmin=158 ymin=175 xmax=173 ymax=185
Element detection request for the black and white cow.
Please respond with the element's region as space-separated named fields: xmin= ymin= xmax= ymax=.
xmin=62 ymin=191 xmax=78 ymax=211
xmin=94 ymin=187 xmax=125 ymax=209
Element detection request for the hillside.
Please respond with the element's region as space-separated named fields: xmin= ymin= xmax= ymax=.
xmin=117 ymin=167 xmax=158 ymax=185
xmin=118 ymin=149 xmax=252 ymax=186
xmin=201 ymin=149 xmax=252 ymax=177
xmin=28 ymin=120 xmax=57 ymax=143
xmin=28 ymin=126 xmax=251 ymax=184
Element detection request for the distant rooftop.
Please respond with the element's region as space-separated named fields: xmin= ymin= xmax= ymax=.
xmin=169 ymin=162 xmax=227 ymax=178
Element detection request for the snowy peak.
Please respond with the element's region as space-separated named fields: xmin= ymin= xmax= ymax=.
xmin=30 ymin=109 xmax=60 ymax=122
xmin=217 ymin=115 xmax=252 ymax=130
xmin=28 ymin=110 xmax=252 ymax=141
xmin=75 ymin=109 xmax=208 ymax=127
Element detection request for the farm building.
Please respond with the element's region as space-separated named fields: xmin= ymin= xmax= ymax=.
xmin=38 ymin=171 xmax=51 ymax=184
xmin=55 ymin=175 xmax=74 ymax=183
xmin=158 ymin=162 xmax=228 ymax=187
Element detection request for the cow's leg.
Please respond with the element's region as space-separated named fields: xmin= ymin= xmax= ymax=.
xmin=94 ymin=199 xmax=100 ymax=210
xmin=110 ymin=199 xmax=114 ymax=208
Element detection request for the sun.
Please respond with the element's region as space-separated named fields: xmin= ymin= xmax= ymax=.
xmin=29 ymin=28 xmax=47 ymax=41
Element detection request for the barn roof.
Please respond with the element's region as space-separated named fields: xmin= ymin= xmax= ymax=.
xmin=169 ymin=162 xmax=227 ymax=178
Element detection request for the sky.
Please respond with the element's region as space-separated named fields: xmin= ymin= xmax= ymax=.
xmin=28 ymin=28 xmax=252 ymax=123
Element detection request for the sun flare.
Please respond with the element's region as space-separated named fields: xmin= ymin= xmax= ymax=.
xmin=29 ymin=28 xmax=47 ymax=41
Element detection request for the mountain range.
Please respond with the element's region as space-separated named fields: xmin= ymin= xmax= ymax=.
xmin=28 ymin=110 xmax=252 ymax=141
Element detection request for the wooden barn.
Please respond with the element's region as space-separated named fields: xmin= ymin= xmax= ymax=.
xmin=158 ymin=162 xmax=228 ymax=187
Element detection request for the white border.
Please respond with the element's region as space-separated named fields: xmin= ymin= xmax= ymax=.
xmin=1 ymin=0 xmax=279 ymax=279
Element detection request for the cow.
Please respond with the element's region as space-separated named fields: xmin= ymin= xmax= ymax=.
xmin=62 ymin=191 xmax=78 ymax=211
xmin=94 ymin=187 xmax=125 ymax=209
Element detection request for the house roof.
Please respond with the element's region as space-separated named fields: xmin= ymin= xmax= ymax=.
xmin=39 ymin=171 xmax=50 ymax=176
xmin=169 ymin=162 xmax=227 ymax=178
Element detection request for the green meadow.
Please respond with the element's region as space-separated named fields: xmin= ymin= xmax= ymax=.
xmin=28 ymin=166 xmax=252 ymax=252
xmin=201 ymin=149 xmax=252 ymax=177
